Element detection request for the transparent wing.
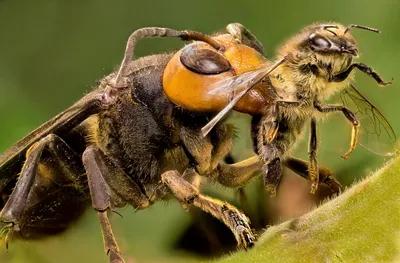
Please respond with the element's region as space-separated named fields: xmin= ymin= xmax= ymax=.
xmin=208 ymin=68 xmax=269 ymax=95
xmin=201 ymin=58 xmax=286 ymax=136
xmin=340 ymin=84 xmax=397 ymax=156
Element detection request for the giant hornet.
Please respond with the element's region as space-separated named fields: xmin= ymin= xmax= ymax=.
xmin=0 ymin=22 xmax=395 ymax=263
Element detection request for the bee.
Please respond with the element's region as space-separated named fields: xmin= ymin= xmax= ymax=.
xmin=201 ymin=22 xmax=395 ymax=195
xmin=0 ymin=22 xmax=394 ymax=263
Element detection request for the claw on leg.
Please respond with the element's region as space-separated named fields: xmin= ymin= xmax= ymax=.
xmin=263 ymin=158 xmax=282 ymax=196
xmin=162 ymin=170 xmax=256 ymax=249
xmin=0 ymin=223 xmax=13 ymax=251
xmin=322 ymin=175 xmax=344 ymax=194
xmin=284 ymin=157 xmax=343 ymax=195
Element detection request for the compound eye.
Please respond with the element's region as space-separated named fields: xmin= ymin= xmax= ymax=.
xmin=181 ymin=44 xmax=231 ymax=75
xmin=309 ymin=33 xmax=331 ymax=50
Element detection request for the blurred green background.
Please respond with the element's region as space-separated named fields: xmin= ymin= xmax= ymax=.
xmin=0 ymin=0 xmax=399 ymax=262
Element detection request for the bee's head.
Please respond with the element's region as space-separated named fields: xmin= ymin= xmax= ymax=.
xmin=274 ymin=23 xmax=382 ymax=97
xmin=280 ymin=23 xmax=380 ymax=61
xmin=276 ymin=22 xmax=381 ymax=83
xmin=304 ymin=24 xmax=369 ymax=57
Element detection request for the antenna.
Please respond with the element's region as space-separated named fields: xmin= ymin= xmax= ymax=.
xmin=344 ymin=24 xmax=381 ymax=35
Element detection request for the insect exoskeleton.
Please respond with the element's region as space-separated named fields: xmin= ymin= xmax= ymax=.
xmin=163 ymin=33 xmax=275 ymax=114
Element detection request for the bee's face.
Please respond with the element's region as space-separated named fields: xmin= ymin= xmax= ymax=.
xmin=277 ymin=23 xmax=363 ymax=78
xmin=279 ymin=23 xmax=359 ymax=64
xmin=304 ymin=24 xmax=358 ymax=57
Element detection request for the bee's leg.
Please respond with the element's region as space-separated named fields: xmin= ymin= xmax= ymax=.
xmin=283 ymin=157 xmax=343 ymax=194
xmin=114 ymin=27 xmax=222 ymax=87
xmin=226 ymin=23 xmax=265 ymax=55
xmin=308 ymin=117 xmax=319 ymax=194
xmin=262 ymin=157 xmax=282 ymax=196
xmin=261 ymin=104 xmax=280 ymax=144
xmin=260 ymin=100 xmax=303 ymax=145
xmin=0 ymin=134 xmax=86 ymax=246
xmin=314 ymin=102 xmax=360 ymax=159
xmin=255 ymin=116 xmax=283 ymax=196
xmin=161 ymin=170 xmax=256 ymax=249
xmin=82 ymin=146 xmax=149 ymax=263
xmin=331 ymin=62 xmax=393 ymax=86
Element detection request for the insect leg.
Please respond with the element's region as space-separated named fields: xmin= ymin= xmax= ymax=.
xmin=114 ymin=27 xmax=222 ymax=87
xmin=262 ymin=104 xmax=280 ymax=143
xmin=315 ymin=102 xmax=360 ymax=159
xmin=263 ymin=157 xmax=282 ymax=196
xmin=331 ymin=62 xmax=393 ymax=86
xmin=0 ymin=134 xmax=86 ymax=245
xmin=180 ymin=126 xmax=213 ymax=174
xmin=211 ymin=156 xmax=262 ymax=188
xmin=283 ymin=157 xmax=343 ymax=194
xmin=308 ymin=117 xmax=319 ymax=194
xmin=256 ymin=100 xmax=304 ymax=196
xmin=209 ymin=124 xmax=235 ymax=170
xmin=82 ymin=146 xmax=149 ymax=263
xmin=226 ymin=23 xmax=265 ymax=54
xmin=161 ymin=170 xmax=255 ymax=249
xmin=180 ymin=123 xmax=262 ymax=188
xmin=252 ymin=115 xmax=282 ymax=196
xmin=261 ymin=100 xmax=304 ymax=143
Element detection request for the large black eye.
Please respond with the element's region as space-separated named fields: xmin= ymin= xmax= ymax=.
xmin=309 ymin=33 xmax=331 ymax=50
xmin=180 ymin=44 xmax=231 ymax=75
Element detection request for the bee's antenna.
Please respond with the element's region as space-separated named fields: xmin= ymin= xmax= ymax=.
xmin=344 ymin=24 xmax=381 ymax=35
xmin=321 ymin=25 xmax=339 ymax=36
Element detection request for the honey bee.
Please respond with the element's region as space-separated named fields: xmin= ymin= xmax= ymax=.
xmin=202 ymin=23 xmax=395 ymax=194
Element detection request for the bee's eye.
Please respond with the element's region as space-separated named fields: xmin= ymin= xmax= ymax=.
xmin=309 ymin=33 xmax=331 ymax=49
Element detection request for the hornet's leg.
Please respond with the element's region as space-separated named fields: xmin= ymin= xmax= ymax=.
xmin=180 ymin=124 xmax=259 ymax=181
xmin=113 ymin=27 xmax=223 ymax=87
xmin=0 ymin=134 xmax=86 ymax=247
xmin=283 ymin=157 xmax=343 ymax=194
xmin=211 ymin=156 xmax=262 ymax=188
xmin=161 ymin=170 xmax=255 ymax=249
xmin=82 ymin=146 xmax=149 ymax=263
xmin=209 ymin=124 xmax=235 ymax=170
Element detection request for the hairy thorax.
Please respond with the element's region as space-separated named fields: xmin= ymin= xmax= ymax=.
xmin=270 ymin=53 xmax=354 ymax=121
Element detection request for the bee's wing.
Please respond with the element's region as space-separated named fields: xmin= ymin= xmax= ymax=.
xmin=340 ymin=84 xmax=397 ymax=156
xmin=208 ymin=68 xmax=269 ymax=96
xmin=201 ymin=58 xmax=286 ymax=136
xmin=0 ymin=88 xmax=104 ymax=186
